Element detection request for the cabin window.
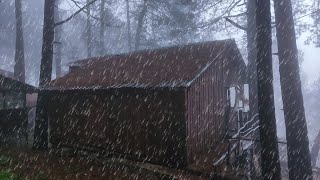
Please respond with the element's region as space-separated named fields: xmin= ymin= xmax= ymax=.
xmin=227 ymin=85 xmax=250 ymax=111
xmin=229 ymin=87 xmax=236 ymax=107
xmin=243 ymin=84 xmax=250 ymax=112
xmin=0 ymin=91 xmax=25 ymax=110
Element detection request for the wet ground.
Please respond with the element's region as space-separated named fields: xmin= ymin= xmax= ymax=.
xmin=0 ymin=148 xmax=227 ymax=180
xmin=0 ymin=148 xmax=156 ymax=180
xmin=0 ymin=131 xmax=241 ymax=179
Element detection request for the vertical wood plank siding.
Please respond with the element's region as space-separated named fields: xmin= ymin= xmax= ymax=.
xmin=186 ymin=52 xmax=239 ymax=164
xmin=48 ymin=88 xmax=187 ymax=167
xmin=0 ymin=108 xmax=28 ymax=136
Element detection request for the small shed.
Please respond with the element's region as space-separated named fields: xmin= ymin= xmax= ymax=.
xmin=45 ymin=39 xmax=246 ymax=167
xmin=0 ymin=73 xmax=37 ymax=143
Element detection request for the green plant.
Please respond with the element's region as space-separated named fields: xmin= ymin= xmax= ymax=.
xmin=0 ymin=171 xmax=15 ymax=180
xmin=0 ymin=156 xmax=10 ymax=166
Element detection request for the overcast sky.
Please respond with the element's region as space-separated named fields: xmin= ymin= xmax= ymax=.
xmin=298 ymin=37 xmax=320 ymax=83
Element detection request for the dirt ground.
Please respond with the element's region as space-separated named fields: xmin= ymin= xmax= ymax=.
xmin=0 ymin=148 xmax=162 ymax=180
xmin=0 ymin=148 xmax=227 ymax=180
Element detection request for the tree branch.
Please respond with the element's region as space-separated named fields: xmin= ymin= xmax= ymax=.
xmin=225 ymin=17 xmax=247 ymax=31
xmin=70 ymin=0 xmax=101 ymax=21
xmin=54 ymin=0 xmax=98 ymax=27
xmin=226 ymin=12 xmax=246 ymax=18
xmin=197 ymin=0 xmax=242 ymax=29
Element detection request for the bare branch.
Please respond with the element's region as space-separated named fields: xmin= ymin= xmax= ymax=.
xmin=197 ymin=0 xmax=243 ymax=29
xmin=54 ymin=0 xmax=98 ymax=27
xmin=225 ymin=17 xmax=247 ymax=31
xmin=226 ymin=12 xmax=246 ymax=18
xmin=70 ymin=0 xmax=101 ymax=21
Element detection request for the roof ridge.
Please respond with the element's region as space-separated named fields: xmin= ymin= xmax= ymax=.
xmin=49 ymin=39 xmax=239 ymax=90
xmin=185 ymin=40 xmax=234 ymax=87
xmin=67 ymin=39 xmax=235 ymax=66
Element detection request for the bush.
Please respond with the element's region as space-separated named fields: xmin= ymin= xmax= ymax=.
xmin=0 ymin=171 xmax=15 ymax=180
xmin=0 ymin=156 xmax=10 ymax=166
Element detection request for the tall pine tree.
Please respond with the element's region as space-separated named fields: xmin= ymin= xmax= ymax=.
xmin=256 ymin=0 xmax=281 ymax=179
xmin=33 ymin=0 xmax=55 ymax=150
xmin=274 ymin=0 xmax=313 ymax=179
xmin=14 ymin=0 xmax=25 ymax=82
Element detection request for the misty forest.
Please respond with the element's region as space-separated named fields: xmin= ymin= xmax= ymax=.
xmin=0 ymin=0 xmax=320 ymax=179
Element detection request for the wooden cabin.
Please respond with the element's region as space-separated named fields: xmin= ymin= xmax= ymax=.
xmin=0 ymin=73 xmax=37 ymax=143
xmin=44 ymin=40 xmax=247 ymax=168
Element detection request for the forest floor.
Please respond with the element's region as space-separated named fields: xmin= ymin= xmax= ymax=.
xmin=0 ymin=147 xmax=237 ymax=180
xmin=0 ymin=148 xmax=153 ymax=180
xmin=0 ymin=133 xmax=242 ymax=179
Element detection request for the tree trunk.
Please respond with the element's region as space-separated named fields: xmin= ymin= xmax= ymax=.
xmin=14 ymin=0 xmax=25 ymax=82
xmin=99 ymin=0 xmax=105 ymax=55
xmin=54 ymin=0 xmax=62 ymax=78
xmin=255 ymin=0 xmax=282 ymax=179
xmin=311 ymin=129 xmax=320 ymax=167
xmin=134 ymin=0 xmax=148 ymax=51
xmin=246 ymin=0 xmax=258 ymax=124
xmin=33 ymin=0 xmax=55 ymax=150
xmin=86 ymin=0 xmax=92 ymax=57
xmin=274 ymin=0 xmax=313 ymax=179
xmin=247 ymin=0 xmax=261 ymax=177
xmin=126 ymin=0 xmax=132 ymax=52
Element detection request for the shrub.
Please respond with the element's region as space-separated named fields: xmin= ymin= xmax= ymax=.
xmin=0 ymin=156 xmax=10 ymax=166
xmin=0 ymin=171 xmax=15 ymax=180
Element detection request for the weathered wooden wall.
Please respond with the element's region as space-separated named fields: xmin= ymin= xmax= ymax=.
xmin=186 ymin=57 xmax=226 ymax=164
xmin=185 ymin=49 xmax=245 ymax=165
xmin=47 ymin=45 xmax=246 ymax=168
xmin=0 ymin=108 xmax=28 ymax=132
xmin=0 ymin=108 xmax=28 ymax=144
xmin=48 ymin=88 xmax=187 ymax=167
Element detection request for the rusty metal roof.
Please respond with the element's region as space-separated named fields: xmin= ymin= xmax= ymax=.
xmin=47 ymin=39 xmax=243 ymax=90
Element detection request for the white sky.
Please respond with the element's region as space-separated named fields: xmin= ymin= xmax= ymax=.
xmin=298 ymin=37 xmax=320 ymax=83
